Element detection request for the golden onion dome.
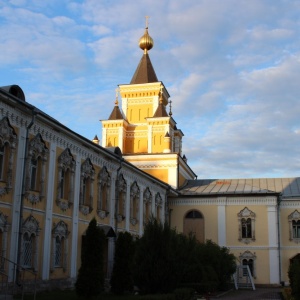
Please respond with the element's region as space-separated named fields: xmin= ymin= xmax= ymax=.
xmin=139 ymin=27 xmax=154 ymax=53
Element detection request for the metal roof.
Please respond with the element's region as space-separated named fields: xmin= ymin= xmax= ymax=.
xmin=179 ymin=178 xmax=300 ymax=197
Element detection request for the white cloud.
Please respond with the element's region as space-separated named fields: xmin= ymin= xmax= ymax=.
xmin=2 ymin=0 xmax=300 ymax=179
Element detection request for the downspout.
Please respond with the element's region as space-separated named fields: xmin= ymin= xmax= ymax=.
xmin=16 ymin=108 xmax=36 ymax=284
xmin=277 ymin=193 xmax=283 ymax=285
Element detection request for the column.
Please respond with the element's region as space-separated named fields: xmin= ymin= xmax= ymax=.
xmin=42 ymin=142 xmax=56 ymax=279
xmin=268 ymin=205 xmax=280 ymax=284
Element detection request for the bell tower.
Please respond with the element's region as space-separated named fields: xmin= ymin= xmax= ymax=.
xmin=101 ymin=19 xmax=196 ymax=188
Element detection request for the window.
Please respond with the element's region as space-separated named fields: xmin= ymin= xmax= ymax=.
xmin=143 ymin=188 xmax=152 ymax=223
xmin=21 ymin=215 xmax=40 ymax=271
xmin=97 ymin=167 xmax=111 ymax=219
xmin=79 ymin=158 xmax=95 ymax=215
xmin=130 ymin=182 xmax=140 ymax=225
xmin=238 ymin=207 xmax=256 ymax=243
xmin=25 ymin=134 xmax=48 ymax=204
xmin=239 ymin=251 xmax=256 ymax=278
xmin=155 ymin=193 xmax=162 ymax=222
xmin=0 ymin=117 xmax=17 ymax=194
xmin=116 ymin=174 xmax=127 ymax=222
xmin=51 ymin=221 xmax=69 ymax=272
xmin=241 ymin=218 xmax=252 ymax=238
xmin=30 ymin=158 xmax=38 ymax=190
xmin=293 ymin=221 xmax=300 ymax=238
xmin=57 ymin=148 xmax=75 ymax=211
xmin=288 ymin=210 xmax=300 ymax=242
xmin=184 ymin=210 xmax=204 ymax=243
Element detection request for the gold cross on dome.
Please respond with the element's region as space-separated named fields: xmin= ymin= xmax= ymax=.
xmin=145 ymin=16 xmax=149 ymax=28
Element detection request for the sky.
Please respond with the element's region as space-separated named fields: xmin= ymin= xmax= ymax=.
xmin=1 ymin=0 xmax=300 ymax=179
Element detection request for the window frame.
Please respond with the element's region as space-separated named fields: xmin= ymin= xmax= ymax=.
xmin=288 ymin=210 xmax=300 ymax=242
xmin=56 ymin=148 xmax=76 ymax=211
xmin=238 ymin=207 xmax=256 ymax=243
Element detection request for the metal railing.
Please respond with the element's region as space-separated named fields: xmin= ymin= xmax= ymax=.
xmin=0 ymin=255 xmax=37 ymax=300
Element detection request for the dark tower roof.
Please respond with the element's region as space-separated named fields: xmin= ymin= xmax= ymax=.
xmin=108 ymin=105 xmax=124 ymax=120
xmin=130 ymin=53 xmax=158 ymax=84
xmin=153 ymin=102 xmax=168 ymax=118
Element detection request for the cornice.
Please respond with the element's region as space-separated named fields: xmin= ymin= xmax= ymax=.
xmin=169 ymin=196 xmax=278 ymax=206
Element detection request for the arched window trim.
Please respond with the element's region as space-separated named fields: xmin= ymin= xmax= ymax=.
xmin=155 ymin=192 xmax=162 ymax=221
xmin=239 ymin=250 xmax=256 ymax=278
xmin=25 ymin=134 xmax=48 ymax=204
xmin=97 ymin=166 xmax=111 ymax=219
xmin=130 ymin=181 xmax=140 ymax=226
xmin=56 ymin=148 xmax=76 ymax=211
xmin=51 ymin=221 xmax=69 ymax=272
xmin=143 ymin=187 xmax=152 ymax=223
xmin=21 ymin=215 xmax=41 ymax=271
xmin=116 ymin=174 xmax=126 ymax=223
xmin=288 ymin=210 xmax=300 ymax=242
xmin=79 ymin=158 xmax=95 ymax=215
xmin=238 ymin=207 xmax=256 ymax=243
xmin=0 ymin=117 xmax=17 ymax=195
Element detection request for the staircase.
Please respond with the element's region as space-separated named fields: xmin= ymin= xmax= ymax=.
xmin=233 ymin=265 xmax=255 ymax=290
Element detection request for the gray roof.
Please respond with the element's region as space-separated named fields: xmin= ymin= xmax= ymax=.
xmin=179 ymin=178 xmax=300 ymax=197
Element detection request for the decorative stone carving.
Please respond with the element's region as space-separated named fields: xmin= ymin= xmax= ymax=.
xmin=97 ymin=167 xmax=111 ymax=217
xmin=130 ymin=181 xmax=140 ymax=225
xmin=56 ymin=148 xmax=75 ymax=210
xmin=25 ymin=133 xmax=48 ymax=201
xmin=0 ymin=117 xmax=17 ymax=193
xmin=27 ymin=193 xmax=41 ymax=205
xmin=79 ymin=158 xmax=95 ymax=214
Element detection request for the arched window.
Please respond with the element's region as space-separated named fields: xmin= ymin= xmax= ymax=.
xmin=143 ymin=188 xmax=152 ymax=223
xmin=183 ymin=210 xmax=204 ymax=243
xmin=51 ymin=221 xmax=69 ymax=272
xmin=79 ymin=158 xmax=95 ymax=215
xmin=97 ymin=167 xmax=111 ymax=219
xmin=25 ymin=134 xmax=48 ymax=204
xmin=57 ymin=148 xmax=75 ymax=211
xmin=288 ymin=210 xmax=300 ymax=242
xmin=155 ymin=193 xmax=162 ymax=222
xmin=0 ymin=117 xmax=17 ymax=195
xmin=21 ymin=215 xmax=40 ymax=271
xmin=130 ymin=182 xmax=140 ymax=226
xmin=116 ymin=174 xmax=127 ymax=222
xmin=238 ymin=207 xmax=256 ymax=243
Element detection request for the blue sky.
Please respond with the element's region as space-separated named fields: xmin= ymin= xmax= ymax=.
xmin=1 ymin=0 xmax=300 ymax=179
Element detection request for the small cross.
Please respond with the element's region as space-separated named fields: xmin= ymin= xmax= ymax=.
xmin=145 ymin=16 xmax=149 ymax=28
xmin=169 ymin=100 xmax=173 ymax=116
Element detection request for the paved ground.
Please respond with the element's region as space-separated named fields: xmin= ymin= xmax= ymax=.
xmin=209 ymin=287 xmax=282 ymax=300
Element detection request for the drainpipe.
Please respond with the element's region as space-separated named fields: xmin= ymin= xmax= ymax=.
xmin=277 ymin=193 xmax=282 ymax=286
xmin=16 ymin=109 xmax=36 ymax=284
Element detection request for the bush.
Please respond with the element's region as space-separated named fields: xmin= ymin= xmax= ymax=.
xmin=289 ymin=260 xmax=300 ymax=300
xmin=110 ymin=232 xmax=135 ymax=294
xmin=134 ymin=218 xmax=181 ymax=294
xmin=75 ymin=218 xmax=106 ymax=298
xmin=173 ymin=288 xmax=195 ymax=300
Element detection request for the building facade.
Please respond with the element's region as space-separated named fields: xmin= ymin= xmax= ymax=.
xmin=0 ymin=25 xmax=299 ymax=289
xmin=0 ymin=84 xmax=171 ymax=287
